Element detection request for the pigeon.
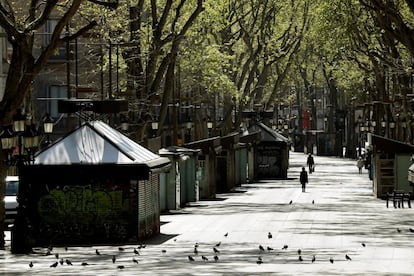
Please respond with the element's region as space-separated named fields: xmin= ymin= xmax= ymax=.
xmin=312 ymin=255 xmax=316 ymax=263
xmin=133 ymin=258 xmax=139 ymax=264
xmin=259 ymin=245 xmax=265 ymax=252
xmin=216 ymin=242 xmax=221 ymax=247
xmin=282 ymin=245 xmax=288 ymax=250
xmin=81 ymin=262 xmax=89 ymax=266
xmin=214 ymin=255 xmax=219 ymax=262
xmin=118 ymin=247 xmax=124 ymax=252
xmin=96 ymin=249 xmax=101 ymax=255
xmin=289 ymin=200 xmax=293 ymax=204
xmin=29 ymin=262 xmax=33 ymax=268
xmin=202 ymin=255 xmax=208 ymax=261
xmin=112 ymin=255 xmax=116 ymax=263
xmin=213 ymin=247 xmax=220 ymax=254
xmin=256 ymin=256 xmax=263 ymax=264
xmin=64 ymin=246 xmax=68 ymax=251
xmin=161 ymin=249 xmax=167 ymax=253
xmin=267 ymin=246 xmax=274 ymax=251
xmin=194 ymin=247 xmax=199 ymax=255
xmin=329 ymin=257 xmax=334 ymax=264
xmin=117 ymin=265 xmax=125 ymax=269
xmin=312 ymin=200 xmax=315 ymax=204
xmin=345 ymin=254 xmax=352 ymax=261
xmin=65 ymin=259 xmax=72 ymax=265
xmin=298 ymin=249 xmax=302 ymax=255
xmin=397 ymin=228 xmax=401 ymax=233
xmin=55 ymin=253 xmax=59 ymax=259
xmin=188 ymin=255 xmax=195 ymax=261
xmin=298 ymin=255 xmax=303 ymax=262
xmin=224 ymin=232 xmax=228 ymax=237
xmin=50 ymin=262 xmax=58 ymax=268
xmin=361 ymin=243 xmax=366 ymax=247
xmin=268 ymin=232 xmax=272 ymax=239
xmin=134 ymin=248 xmax=140 ymax=255
xmin=409 ymin=228 xmax=414 ymax=233
xmin=59 ymin=258 xmax=64 ymax=265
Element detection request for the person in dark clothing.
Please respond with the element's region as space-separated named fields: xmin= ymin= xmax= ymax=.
xmin=300 ymin=167 xmax=308 ymax=192
xmin=307 ymin=153 xmax=315 ymax=173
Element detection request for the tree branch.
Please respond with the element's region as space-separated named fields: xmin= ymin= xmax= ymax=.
xmin=61 ymin=20 xmax=98 ymax=42
xmin=87 ymin=0 xmax=119 ymax=9
xmin=25 ymin=0 xmax=59 ymax=32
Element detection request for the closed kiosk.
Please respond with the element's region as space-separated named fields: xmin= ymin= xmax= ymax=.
xmin=12 ymin=121 xmax=170 ymax=253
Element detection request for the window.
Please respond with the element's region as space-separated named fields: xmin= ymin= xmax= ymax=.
xmin=48 ymin=85 xmax=67 ymax=118
xmin=45 ymin=20 xmax=67 ymax=60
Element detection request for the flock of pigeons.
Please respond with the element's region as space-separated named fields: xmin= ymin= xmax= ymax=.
xmin=26 ymin=229 xmax=364 ymax=270
xmin=22 ymin=201 xmax=414 ymax=271
xmin=28 ymin=244 xmax=150 ymax=270
xmin=185 ymin=231 xmax=357 ymax=265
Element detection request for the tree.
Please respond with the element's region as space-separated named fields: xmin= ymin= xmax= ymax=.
xmin=0 ymin=0 xmax=118 ymax=250
xmin=85 ymin=0 xmax=204 ymax=142
xmin=360 ymin=0 xmax=414 ymax=56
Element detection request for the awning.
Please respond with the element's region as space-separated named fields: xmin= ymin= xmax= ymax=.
xmin=370 ymin=134 xmax=414 ymax=154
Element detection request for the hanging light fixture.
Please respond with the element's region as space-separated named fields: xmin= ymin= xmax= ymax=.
xmin=43 ymin=113 xmax=54 ymax=134
xmin=12 ymin=109 xmax=26 ymax=133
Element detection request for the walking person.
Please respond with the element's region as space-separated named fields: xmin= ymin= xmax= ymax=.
xmin=356 ymin=157 xmax=364 ymax=174
xmin=307 ymin=153 xmax=315 ymax=173
xmin=300 ymin=167 xmax=308 ymax=192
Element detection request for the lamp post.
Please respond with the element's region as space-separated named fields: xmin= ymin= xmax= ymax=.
xmin=381 ymin=117 xmax=387 ymax=136
xmin=185 ymin=122 xmax=192 ymax=142
xmin=359 ymin=121 xmax=365 ymax=157
xmin=207 ymin=120 xmax=213 ymax=137
xmin=389 ymin=119 xmax=396 ymax=139
xmin=40 ymin=113 xmax=54 ymax=149
xmin=370 ymin=120 xmax=376 ymax=133
xmin=120 ymin=115 xmax=129 ymax=132
xmin=357 ymin=115 xmax=362 ymax=157
xmin=1 ymin=110 xmax=55 ymax=254
xmin=151 ymin=121 xmax=159 ymax=138
xmin=1 ymin=110 xmax=54 ymax=168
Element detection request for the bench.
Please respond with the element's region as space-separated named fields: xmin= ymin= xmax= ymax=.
xmin=386 ymin=190 xmax=412 ymax=208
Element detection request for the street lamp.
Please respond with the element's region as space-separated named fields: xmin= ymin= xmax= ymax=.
xmin=370 ymin=120 xmax=376 ymax=133
xmin=1 ymin=110 xmax=53 ymax=167
xmin=389 ymin=119 xmax=396 ymax=138
xmin=381 ymin=118 xmax=387 ymax=136
xmin=207 ymin=120 xmax=213 ymax=137
xmin=185 ymin=121 xmax=193 ymax=142
xmin=43 ymin=114 xmax=54 ymax=134
xmin=120 ymin=114 xmax=129 ymax=131
xmin=151 ymin=121 xmax=159 ymax=137
xmin=0 ymin=125 xmax=15 ymax=154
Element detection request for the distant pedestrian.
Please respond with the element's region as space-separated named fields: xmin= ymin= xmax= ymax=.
xmin=300 ymin=167 xmax=308 ymax=192
xmin=356 ymin=157 xmax=364 ymax=174
xmin=307 ymin=153 xmax=315 ymax=173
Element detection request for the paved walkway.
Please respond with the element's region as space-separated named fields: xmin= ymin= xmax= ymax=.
xmin=2 ymin=152 xmax=414 ymax=275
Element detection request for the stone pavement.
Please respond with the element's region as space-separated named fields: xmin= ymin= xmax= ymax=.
xmin=2 ymin=151 xmax=414 ymax=275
